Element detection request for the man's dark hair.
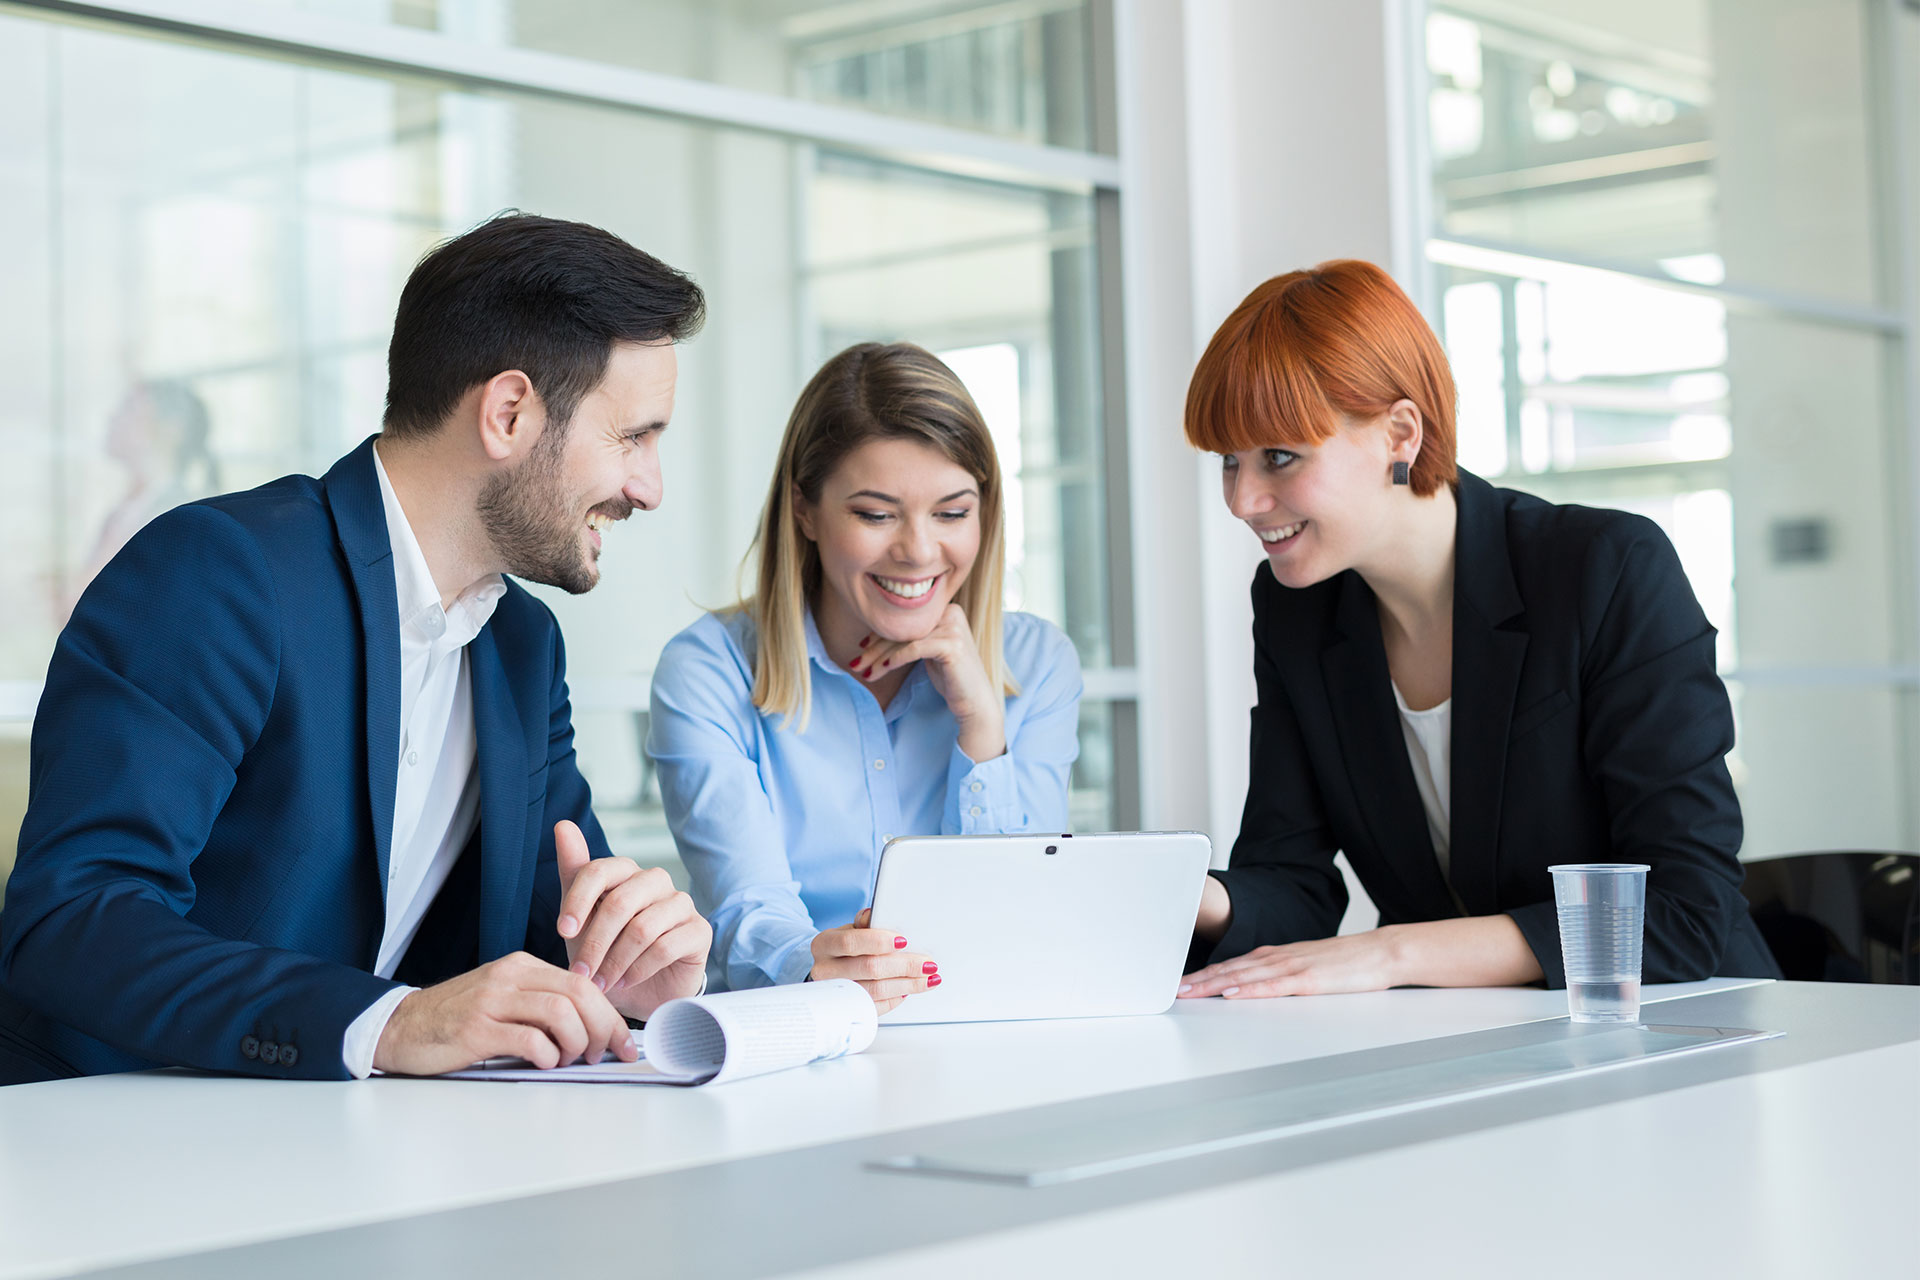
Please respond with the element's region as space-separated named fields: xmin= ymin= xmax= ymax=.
xmin=382 ymin=211 xmax=705 ymax=439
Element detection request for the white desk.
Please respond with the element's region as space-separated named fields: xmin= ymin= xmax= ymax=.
xmin=2 ymin=978 xmax=1913 ymax=1279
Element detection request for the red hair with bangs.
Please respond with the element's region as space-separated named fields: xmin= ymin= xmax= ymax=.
xmin=1184 ymin=260 xmax=1459 ymax=497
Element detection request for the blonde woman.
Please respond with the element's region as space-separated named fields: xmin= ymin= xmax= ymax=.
xmin=647 ymin=343 xmax=1082 ymax=1008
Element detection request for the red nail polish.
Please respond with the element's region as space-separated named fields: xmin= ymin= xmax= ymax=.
xmin=922 ymin=961 xmax=938 ymax=974
xmin=881 ymin=659 xmax=892 ymax=669
xmin=927 ymin=975 xmax=942 ymax=987
xmin=893 ymin=936 xmax=907 ymax=949
xmin=849 ymin=663 xmax=862 ymax=675
xmin=859 ymin=636 xmax=870 ymax=649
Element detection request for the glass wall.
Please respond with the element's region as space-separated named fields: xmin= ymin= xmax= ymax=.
xmin=1426 ymin=0 xmax=1882 ymax=304
xmin=282 ymin=0 xmax=1098 ymax=149
xmin=1420 ymin=0 xmax=1918 ymax=858
xmin=0 ymin=3 xmax=1127 ymax=893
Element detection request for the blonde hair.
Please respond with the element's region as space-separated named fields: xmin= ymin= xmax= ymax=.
xmin=741 ymin=342 xmax=1017 ymax=729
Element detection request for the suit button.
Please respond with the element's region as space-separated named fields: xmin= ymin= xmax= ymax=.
xmin=241 ymin=1036 xmax=260 ymax=1060
xmin=260 ymin=1042 xmax=280 ymax=1065
xmin=280 ymin=1045 xmax=299 ymax=1069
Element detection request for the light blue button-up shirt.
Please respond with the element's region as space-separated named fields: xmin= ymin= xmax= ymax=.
xmin=648 ymin=607 xmax=1082 ymax=991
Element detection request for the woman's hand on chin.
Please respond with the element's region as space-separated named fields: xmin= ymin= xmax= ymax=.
xmin=1178 ymin=928 xmax=1407 ymax=999
xmin=849 ymin=603 xmax=1006 ymax=761
xmin=809 ymin=908 xmax=940 ymax=1015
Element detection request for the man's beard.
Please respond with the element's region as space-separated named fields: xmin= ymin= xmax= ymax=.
xmin=476 ymin=425 xmax=600 ymax=595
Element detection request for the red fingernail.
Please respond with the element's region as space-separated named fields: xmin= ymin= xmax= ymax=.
xmin=894 ymin=936 xmax=907 ymax=949
xmin=881 ymin=659 xmax=892 ymax=669
xmin=927 ymin=975 xmax=942 ymax=987
xmin=849 ymin=662 xmax=862 ymax=674
xmin=859 ymin=636 xmax=870 ymax=648
xmin=922 ymin=961 xmax=938 ymax=974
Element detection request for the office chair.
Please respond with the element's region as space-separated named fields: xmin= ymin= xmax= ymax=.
xmin=1741 ymin=852 xmax=1920 ymax=984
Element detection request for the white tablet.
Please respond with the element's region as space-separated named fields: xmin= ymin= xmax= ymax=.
xmin=867 ymin=831 xmax=1213 ymax=1024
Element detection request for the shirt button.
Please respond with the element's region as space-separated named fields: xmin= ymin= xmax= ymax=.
xmin=423 ymin=609 xmax=446 ymax=638
xmin=873 ymin=759 xmax=886 ymax=771
xmin=970 ymin=781 xmax=983 ymax=793
xmin=970 ymin=806 xmax=983 ymax=817
xmin=407 ymin=751 xmax=420 ymax=767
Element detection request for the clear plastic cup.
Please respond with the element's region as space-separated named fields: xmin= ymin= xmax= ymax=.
xmin=1549 ymin=864 xmax=1649 ymax=1023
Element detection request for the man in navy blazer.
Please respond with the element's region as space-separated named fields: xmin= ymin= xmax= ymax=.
xmin=0 ymin=213 xmax=714 ymax=1083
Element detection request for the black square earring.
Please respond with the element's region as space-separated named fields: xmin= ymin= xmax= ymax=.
xmin=1391 ymin=460 xmax=1410 ymax=486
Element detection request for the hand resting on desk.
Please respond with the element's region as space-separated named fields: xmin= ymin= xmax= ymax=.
xmin=1181 ymin=906 xmax=1544 ymax=999
xmin=372 ymin=951 xmax=637 ymax=1075
xmin=811 ymin=909 xmax=939 ymax=1014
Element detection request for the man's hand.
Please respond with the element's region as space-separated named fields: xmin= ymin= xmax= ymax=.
xmin=371 ymin=951 xmax=635 ymax=1075
xmin=554 ymin=819 xmax=712 ymax=1019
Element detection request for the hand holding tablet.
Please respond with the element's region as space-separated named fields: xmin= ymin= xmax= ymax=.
xmin=810 ymin=908 xmax=940 ymax=1013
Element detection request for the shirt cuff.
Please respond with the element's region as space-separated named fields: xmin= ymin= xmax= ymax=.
xmin=342 ymin=985 xmax=416 ymax=1079
xmin=946 ymin=742 xmax=1025 ymax=833
xmin=773 ymin=934 xmax=817 ymax=986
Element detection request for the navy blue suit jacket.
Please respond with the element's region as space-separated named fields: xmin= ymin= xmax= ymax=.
xmin=1197 ymin=471 xmax=1779 ymax=987
xmin=0 ymin=437 xmax=612 ymax=1082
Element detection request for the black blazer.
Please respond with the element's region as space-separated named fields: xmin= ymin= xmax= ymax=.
xmin=1202 ymin=470 xmax=1779 ymax=987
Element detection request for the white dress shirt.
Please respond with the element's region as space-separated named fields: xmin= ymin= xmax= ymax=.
xmin=340 ymin=445 xmax=506 ymax=1077
xmin=1391 ymin=680 xmax=1454 ymax=882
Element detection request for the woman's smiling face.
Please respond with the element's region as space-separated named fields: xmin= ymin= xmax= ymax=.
xmin=798 ymin=436 xmax=982 ymax=643
xmin=1220 ymin=413 xmax=1404 ymax=589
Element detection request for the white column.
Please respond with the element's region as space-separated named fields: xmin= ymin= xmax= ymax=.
xmin=1114 ymin=0 xmax=1209 ymax=834
xmin=1119 ymin=0 xmax=1409 ymax=859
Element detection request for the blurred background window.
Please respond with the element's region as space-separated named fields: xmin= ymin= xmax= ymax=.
xmin=1415 ymin=0 xmax=1918 ymax=858
xmin=0 ymin=0 xmax=1130 ymax=894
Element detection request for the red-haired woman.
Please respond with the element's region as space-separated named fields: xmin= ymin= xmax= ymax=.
xmin=1178 ymin=260 xmax=1778 ymax=1000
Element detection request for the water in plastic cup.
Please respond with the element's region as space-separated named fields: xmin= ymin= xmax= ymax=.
xmin=1549 ymin=864 xmax=1649 ymax=1023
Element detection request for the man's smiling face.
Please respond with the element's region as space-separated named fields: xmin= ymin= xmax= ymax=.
xmin=477 ymin=340 xmax=678 ymax=593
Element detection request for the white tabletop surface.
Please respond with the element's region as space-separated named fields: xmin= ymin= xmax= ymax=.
xmin=802 ymin=1034 xmax=1919 ymax=1280
xmin=0 ymin=978 xmax=1777 ymax=1280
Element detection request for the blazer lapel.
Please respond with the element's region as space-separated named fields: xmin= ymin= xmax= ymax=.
xmin=323 ymin=437 xmax=401 ymax=914
xmin=1448 ymin=473 xmax=1527 ymax=917
xmin=1319 ymin=571 xmax=1459 ymax=912
xmin=467 ymin=626 xmax=531 ymax=962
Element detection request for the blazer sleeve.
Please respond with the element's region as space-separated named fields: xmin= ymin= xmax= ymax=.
xmin=1504 ymin=519 xmax=1749 ymax=987
xmin=0 ymin=506 xmax=398 ymax=1080
xmin=523 ymin=623 xmax=615 ymax=967
xmin=1195 ymin=577 xmax=1348 ymax=969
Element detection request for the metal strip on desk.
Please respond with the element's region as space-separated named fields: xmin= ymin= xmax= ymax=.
xmin=871 ymin=1023 xmax=1779 ymax=1186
